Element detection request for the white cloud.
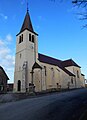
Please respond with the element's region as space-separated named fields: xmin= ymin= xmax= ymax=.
xmin=0 ymin=34 xmax=15 ymax=82
xmin=6 ymin=34 xmax=12 ymax=42
xmin=0 ymin=48 xmax=10 ymax=59
xmin=0 ymin=13 xmax=8 ymax=20
xmin=1 ymin=56 xmax=15 ymax=68
xmin=0 ymin=39 xmax=4 ymax=46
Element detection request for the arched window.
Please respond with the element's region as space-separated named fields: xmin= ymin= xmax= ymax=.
xmin=29 ymin=34 xmax=31 ymax=41
xmin=77 ymin=70 xmax=79 ymax=78
xmin=19 ymin=36 xmax=21 ymax=43
xmin=21 ymin=34 xmax=23 ymax=42
xmin=20 ymin=53 xmax=22 ymax=58
xmin=17 ymin=80 xmax=21 ymax=91
xmin=19 ymin=34 xmax=23 ymax=43
xmin=44 ymin=66 xmax=46 ymax=76
xmin=71 ymin=77 xmax=73 ymax=84
xmin=32 ymin=35 xmax=34 ymax=43
xmin=51 ymin=68 xmax=54 ymax=77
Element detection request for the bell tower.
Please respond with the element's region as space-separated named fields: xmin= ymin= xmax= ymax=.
xmin=14 ymin=8 xmax=38 ymax=92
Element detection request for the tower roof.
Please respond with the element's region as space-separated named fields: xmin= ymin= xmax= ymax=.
xmin=20 ymin=10 xmax=34 ymax=33
xmin=16 ymin=10 xmax=38 ymax=36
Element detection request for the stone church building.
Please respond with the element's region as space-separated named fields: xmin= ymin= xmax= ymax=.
xmin=14 ymin=9 xmax=85 ymax=92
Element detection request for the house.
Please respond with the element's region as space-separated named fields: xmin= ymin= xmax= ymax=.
xmin=0 ymin=66 xmax=9 ymax=93
xmin=14 ymin=8 xmax=85 ymax=93
xmin=7 ymin=83 xmax=13 ymax=92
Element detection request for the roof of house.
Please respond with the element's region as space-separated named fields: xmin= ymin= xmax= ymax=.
xmin=62 ymin=59 xmax=81 ymax=68
xmin=38 ymin=53 xmax=75 ymax=76
xmin=0 ymin=66 xmax=9 ymax=80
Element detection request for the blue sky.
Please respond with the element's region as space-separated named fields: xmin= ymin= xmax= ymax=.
xmin=0 ymin=0 xmax=87 ymax=83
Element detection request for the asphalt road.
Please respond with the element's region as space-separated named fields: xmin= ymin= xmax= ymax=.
xmin=0 ymin=89 xmax=87 ymax=120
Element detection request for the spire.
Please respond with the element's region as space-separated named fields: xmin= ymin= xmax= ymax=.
xmin=20 ymin=5 xmax=34 ymax=33
xmin=27 ymin=1 xmax=29 ymax=12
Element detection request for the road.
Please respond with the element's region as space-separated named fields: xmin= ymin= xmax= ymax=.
xmin=0 ymin=89 xmax=87 ymax=120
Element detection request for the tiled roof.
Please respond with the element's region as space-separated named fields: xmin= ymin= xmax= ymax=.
xmin=38 ymin=53 xmax=75 ymax=76
xmin=62 ymin=59 xmax=81 ymax=68
xmin=16 ymin=11 xmax=38 ymax=36
xmin=20 ymin=11 xmax=34 ymax=33
xmin=0 ymin=66 xmax=9 ymax=80
xmin=38 ymin=53 xmax=62 ymax=67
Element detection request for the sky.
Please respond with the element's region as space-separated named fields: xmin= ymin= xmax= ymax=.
xmin=0 ymin=0 xmax=87 ymax=83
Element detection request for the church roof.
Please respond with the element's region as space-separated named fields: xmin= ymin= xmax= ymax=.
xmin=38 ymin=53 xmax=62 ymax=67
xmin=38 ymin=53 xmax=75 ymax=76
xmin=62 ymin=59 xmax=81 ymax=68
xmin=20 ymin=10 xmax=34 ymax=33
xmin=32 ymin=62 xmax=42 ymax=69
xmin=17 ymin=10 xmax=38 ymax=36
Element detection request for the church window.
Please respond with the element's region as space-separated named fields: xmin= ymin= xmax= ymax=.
xmin=44 ymin=66 xmax=47 ymax=76
xmin=51 ymin=67 xmax=53 ymax=70
xmin=77 ymin=70 xmax=79 ymax=78
xmin=21 ymin=34 xmax=23 ymax=42
xmin=29 ymin=34 xmax=31 ymax=41
xmin=51 ymin=68 xmax=54 ymax=77
xmin=19 ymin=34 xmax=23 ymax=43
xmin=32 ymin=35 xmax=34 ymax=43
xmin=19 ymin=36 xmax=21 ymax=43
xmin=71 ymin=77 xmax=73 ymax=84
xmin=20 ymin=54 xmax=21 ymax=58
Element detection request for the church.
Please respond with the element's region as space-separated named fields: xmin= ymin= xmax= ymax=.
xmin=14 ymin=8 xmax=85 ymax=93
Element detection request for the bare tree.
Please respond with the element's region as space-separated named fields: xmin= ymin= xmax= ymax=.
xmin=72 ymin=0 xmax=87 ymax=8
xmin=50 ymin=0 xmax=87 ymax=25
xmin=72 ymin=0 xmax=87 ymax=27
